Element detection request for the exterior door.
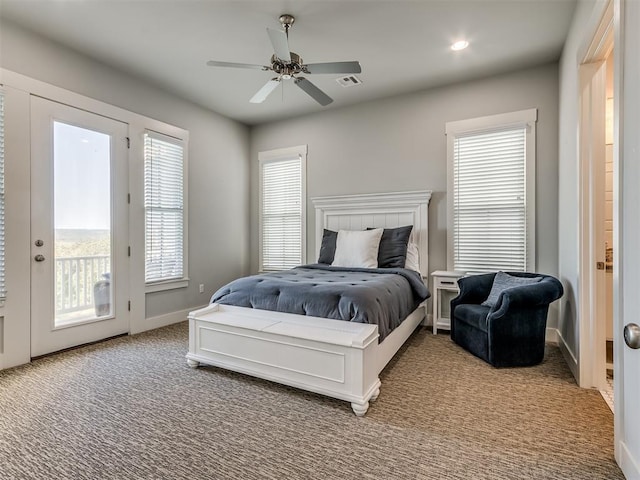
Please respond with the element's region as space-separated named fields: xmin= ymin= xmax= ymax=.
xmin=30 ymin=96 xmax=129 ymax=357
xmin=617 ymin=0 xmax=640 ymax=476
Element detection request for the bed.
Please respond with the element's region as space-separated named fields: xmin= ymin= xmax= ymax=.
xmin=186 ymin=190 xmax=432 ymax=415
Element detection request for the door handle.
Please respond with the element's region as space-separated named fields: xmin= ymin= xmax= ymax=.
xmin=624 ymin=323 xmax=640 ymax=349
xmin=34 ymin=254 xmax=45 ymax=262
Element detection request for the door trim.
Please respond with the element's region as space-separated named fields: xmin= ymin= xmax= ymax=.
xmin=577 ymin=0 xmax=616 ymax=391
xmin=0 ymin=86 xmax=31 ymax=370
xmin=29 ymin=96 xmax=130 ymax=357
xmin=578 ymin=60 xmax=607 ymax=390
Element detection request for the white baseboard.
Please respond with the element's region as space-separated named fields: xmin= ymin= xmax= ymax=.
xmin=619 ymin=441 xmax=640 ymax=479
xmin=545 ymin=327 xmax=558 ymax=344
xmin=132 ymin=304 xmax=208 ymax=335
xmin=556 ymin=328 xmax=579 ymax=383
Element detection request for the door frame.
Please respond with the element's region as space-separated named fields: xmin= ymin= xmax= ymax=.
xmin=578 ymin=58 xmax=607 ymax=390
xmin=577 ymin=0 xmax=616 ymax=391
xmin=0 ymin=85 xmax=32 ymax=370
xmin=29 ymin=96 xmax=130 ymax=357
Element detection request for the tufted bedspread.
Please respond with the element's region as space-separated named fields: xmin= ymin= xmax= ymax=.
xmin=210 ymin=264 xmax=430 ymax=341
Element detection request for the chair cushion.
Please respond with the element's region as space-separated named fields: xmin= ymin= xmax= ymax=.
xmin=454 ymin=304 xmax=491 ymax=332
xmin=481 ymin=271 xmax=543 ymax=307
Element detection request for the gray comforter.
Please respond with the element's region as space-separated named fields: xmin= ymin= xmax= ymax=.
xmin=210 ymin=264 xmax=430 ymax=341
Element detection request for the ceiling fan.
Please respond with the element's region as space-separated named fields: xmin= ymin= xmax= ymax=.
xmin=206 ymin=14 xmax=362 ymax=106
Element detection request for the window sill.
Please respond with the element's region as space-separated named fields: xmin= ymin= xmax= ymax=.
xmin=145 ymin=278 xmax=189 ymax=293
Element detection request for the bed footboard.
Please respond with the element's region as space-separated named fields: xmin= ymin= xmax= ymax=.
xmin=187 ymin=304 xmax=381 ymax=416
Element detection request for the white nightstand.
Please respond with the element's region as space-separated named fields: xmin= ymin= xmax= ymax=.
xmin=431 ymin=270 xmax=465 ymax=334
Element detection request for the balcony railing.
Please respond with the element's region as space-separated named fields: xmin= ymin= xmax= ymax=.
xmin=55 ymin=255 xmax=110 ymax=315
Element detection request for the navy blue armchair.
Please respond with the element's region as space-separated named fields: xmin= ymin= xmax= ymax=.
xmin=450 ymin=272 xmax=564 ymax=368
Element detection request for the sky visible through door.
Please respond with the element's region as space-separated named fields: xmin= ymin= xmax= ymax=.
xmin=53 ymin=121 xmax=112 ymax=325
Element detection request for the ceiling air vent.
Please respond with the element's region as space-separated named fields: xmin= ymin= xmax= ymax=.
xmin=336 ymin=75 xmax=363 ymax=88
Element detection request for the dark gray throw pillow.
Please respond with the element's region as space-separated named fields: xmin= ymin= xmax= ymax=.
xmin=367 ymin=225 xmax=413 ymax=268
xmin=482 ymin=271 xmax=543 ymax=308
xmin=318 ymin=229 xmax=338 ymax=264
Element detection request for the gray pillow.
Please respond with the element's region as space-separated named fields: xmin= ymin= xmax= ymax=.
xmin=368 ymin=225 xmax=413 ymax=268
xmin=318 ymin=226 xmax=413 ymax=267
xmin=318 ymin=229 xmax=337 ymax=264
xmin=482 ymin=271 xmax=543 ymax=308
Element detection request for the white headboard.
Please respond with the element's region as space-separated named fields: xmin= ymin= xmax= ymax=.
xmin=311 ymin=191 xmax=432 ymax=278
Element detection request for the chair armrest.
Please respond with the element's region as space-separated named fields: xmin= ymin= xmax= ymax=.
xmin=451 ymin=273 xmax=495 ymax=308
xmin=491 ymin=278 xmax=564 ymax=318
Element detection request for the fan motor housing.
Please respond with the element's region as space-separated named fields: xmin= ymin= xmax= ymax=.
xmin=271 ymin=52 xmax=304 ymax=77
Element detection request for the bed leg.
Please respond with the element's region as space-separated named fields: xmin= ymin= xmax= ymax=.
xmin=351 ymin=401 xmax=370 ymax=417
xmin=187 ymin=359 xmax=200 ymax=368
xmin=370 ymin=388 xmax=381 ymax=402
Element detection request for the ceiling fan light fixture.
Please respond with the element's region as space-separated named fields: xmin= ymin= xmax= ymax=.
xmin=206 ymin=14 xmax=361 ymax=106
xmin=451 ymin=40 xmax=469 ymax=51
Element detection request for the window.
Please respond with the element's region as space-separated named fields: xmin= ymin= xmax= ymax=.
xmin=144 ymin=130 xmax=187 ymax=288
xmin=446 ymin=109 xmax=537 ymax=273
xmin=0 ymin=91 xmax=5 ymax=299
xmin=259 ymin=145 xmax=307 ymax=272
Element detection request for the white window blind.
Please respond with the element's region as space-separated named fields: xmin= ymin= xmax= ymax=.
xmin=448 ymin=109 xmax=536 ymax=274
xmin=0 ymin=92 xmax=5 ymax=299
xmin=144 ymin=131 xmax=185 ymax=283
xmin=259 ymin=149 xmax=305 ymax=271
xmin=453 ymin=127 xmax=527 ymax=272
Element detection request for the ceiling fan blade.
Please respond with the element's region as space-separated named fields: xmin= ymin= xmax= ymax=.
xmin=266 ymin=27 xmax=291 ymax=63
xmin=304 ymin=61 xmax=362 ymax=74
xmin=294 ymin=77 xmax=333 ymax=106
xmin=207 ymin=60 xmax=267 ymax=70
xmin=250 ymin=79 xmax=281 ymax=103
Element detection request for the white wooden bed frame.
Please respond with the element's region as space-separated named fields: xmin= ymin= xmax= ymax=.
xmin=187 ymin=190 xmax=432 ymax=415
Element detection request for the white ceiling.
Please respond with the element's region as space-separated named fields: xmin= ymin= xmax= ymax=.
xmin=0 ymin=0 xmax=576 ymax=126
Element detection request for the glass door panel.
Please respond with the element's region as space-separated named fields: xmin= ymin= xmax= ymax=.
xmin=53 ymin=122 xmax=113 ymax=326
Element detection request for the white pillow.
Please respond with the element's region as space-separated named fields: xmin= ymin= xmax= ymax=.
xmin=405 ymin=242 xmax=420 ymax=273
xmin=332 ymin=228 xmax=384 ymax=268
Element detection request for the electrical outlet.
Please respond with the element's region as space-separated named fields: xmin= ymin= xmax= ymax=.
xmin=199 ymin=284 xmax=205 ymax=294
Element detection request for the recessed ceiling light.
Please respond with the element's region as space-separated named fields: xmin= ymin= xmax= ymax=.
xmin=451 ymin=40 xmax=469 ymax=51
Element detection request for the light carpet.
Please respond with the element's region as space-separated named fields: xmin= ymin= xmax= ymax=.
xmin=0 ymin=322 xmax=622 ymax=479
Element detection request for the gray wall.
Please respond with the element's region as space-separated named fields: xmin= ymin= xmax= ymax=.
xmin=250 ymin=63 xmax=560 ymax=325
xmin=0 ymin=20 xmax=251 ymax=319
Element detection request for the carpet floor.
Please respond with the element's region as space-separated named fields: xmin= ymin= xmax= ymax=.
xmin=0 ymin=322 xmax=622 ymax=479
